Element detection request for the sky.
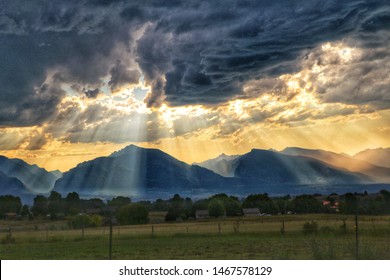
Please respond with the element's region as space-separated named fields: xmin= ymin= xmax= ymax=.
xmin=0 ymin=0 xmax=389 ymax=172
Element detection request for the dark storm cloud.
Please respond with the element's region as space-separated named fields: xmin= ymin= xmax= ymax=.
xmin=136 ymin=27 xmax=174 ymax=107
xmin=1 ymin=0 xmax=389 ymax=127
xmin=108 ymin=60 xmax=140 ymax=92
xmin=83 ymin=88 xmax=100 ymax=99
xmin=0 ymin=0 xmax=133 ymax=126
xmin=133 ymin=0 xmax=390 ymax=107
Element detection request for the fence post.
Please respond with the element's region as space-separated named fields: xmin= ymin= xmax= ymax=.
xmin=341 ymin=218 xmax=347 ymax=234
xmin=45 ymin=225 xmax=49 ymax=242
xmin=151 ymin=224 xmax=154 ymax=238
xmin=233 ymin=220 xmax=240 ymax=233
xmin=4 ymin=227 xmax=13 ymax=243
xmin=218 ymin=223 xmax=221 ymax=235
xmin=108 ymin=218 xmax=113 ymax=260
xmin=355 ymin=212 xmax=359 ymax=260
xmin=281 ymin=221 xmax=285 ymax=234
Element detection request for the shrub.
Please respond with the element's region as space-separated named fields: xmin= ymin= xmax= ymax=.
xmin=118 ymin=204 xmax=149 ymax=225
xmin=90 ymin=214 xmax=103 ymax=227
xmin=68 ymin=214 xmax=91 ymax=229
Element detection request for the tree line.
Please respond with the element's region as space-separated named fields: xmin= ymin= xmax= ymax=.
xmin=1 ymin=190 xmax=390 ymax=225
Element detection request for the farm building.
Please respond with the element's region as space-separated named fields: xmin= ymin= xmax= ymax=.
xmin=243 ymin=208 xmax=261 ymax=216
xmin=195 ymin=210 xmax=210 ymax=219
xmin=4 ymin=213 xmax=19 ymax=220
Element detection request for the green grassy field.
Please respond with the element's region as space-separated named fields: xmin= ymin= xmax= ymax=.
xmin=1 ymin=214 xmax=390 ymax=259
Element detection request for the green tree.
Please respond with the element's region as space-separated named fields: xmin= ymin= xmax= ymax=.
xmin=108 ymin=196 xmax=131 ymax=208
xmin=65 ymin=192 xmax=80 ymax=215
xmin=48 ymin=191 xmax=62 ymax=218
xmin=224 ymin=198 xmax=242 ymax=216
xmin=80 ymin=198 xmax=105 ymax=210
xmin=165 ymin=205 xmax=185 ymax=221
xmin=170 ymin=194 xmax=184 ymax=204
xmin=190 ymin=199 xmax=210 ymax=217
xmin=274 ymin=197 xmax=293 ymax=214
xmin=341 ymin=193 xmax=358 ymax=214
xmin=209 ymin=194 xmax=242 ymax=216
xmin=209 ymin=193 xmax=229 ymax=201
xmin=293 ymin=195 xmax=322 ymax=214
xmin=243 ymin=193 xmax=277 ymax=214
xmin=69 ymin=214 xmax=91 ymax=229
xmin=0 ymin=195 xmax=22 ymax=217
xmin=90 ymin=214 xmax=103 ymax=227
xmin=183 ymin=197 xmax=193 ymax=217
xmin=31 ymin=195 xmax=48 ymax=216
xmin=208 ymin=199 xmax=225 ymax=218
xmin=153 ymin=199 xmax=170 ymax=211
xmin=117 ymin=204 xmax=149 ymax=225
xmin=380 ymin=190 xmax=390 ymax=214
xmin=165 ymin=194 xmax=192 ymax=221
xmin=20 ymin=204 xmax=30 ymax=217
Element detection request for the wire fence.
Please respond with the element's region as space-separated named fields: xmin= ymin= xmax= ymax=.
xmin=1 ymin=215 xmax=390 ymax=259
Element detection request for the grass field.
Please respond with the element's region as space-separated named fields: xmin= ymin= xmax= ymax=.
xmin=1 ymin=214 xmax=390 ymax=260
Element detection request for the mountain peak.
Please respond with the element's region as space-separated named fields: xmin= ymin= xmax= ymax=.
xmin=249 ymin=148 xmax=272 ymax=154
xmin=109 ymin=144 xmax=146 ymax=157
xmin=282 ymin=147 xmax=320 ymax=153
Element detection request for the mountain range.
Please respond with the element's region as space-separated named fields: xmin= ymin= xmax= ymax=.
xmin=353 ymin=148 xmax=390 ymax=168
xmin=233 ymin=149 xmax=370 ymax=184
xmin=0 ymin=156 xmax=62 ymax=202
xmin=54 ymin=145 xmax=230 ymax=197
xmin=52 ymin=145 xmax=389 ymax=198
xmin=0 ymin=145 xmax=389 ymax=202
xmin=196 ymin=147 xmax=390 ymax=184
xmin=280 ymin=147 xmax=390 ymax=183
xmin=0 ymin=156 xmax=61 ymax=192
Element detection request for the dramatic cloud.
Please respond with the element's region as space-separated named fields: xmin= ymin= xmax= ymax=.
xmin=2 ymin=0 xmax=389 ymax=128
xmin=0 ymin=130 xmax=26 ymax=150
xmin=108 ymin=60 xmax=140 ymax=92
xmin=1 ymin=0 xmax=390 ymax=169
xmin=303 ymin=42 xmax=390 ymax=108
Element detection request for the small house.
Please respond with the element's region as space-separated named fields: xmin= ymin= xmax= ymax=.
xmin=243 ymin=208 xmax=261 ymax=216
xmin=4 ymin=213 xmax=18 ymax=220
xmin=195 ymin=210 xmax=210 ymax=219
